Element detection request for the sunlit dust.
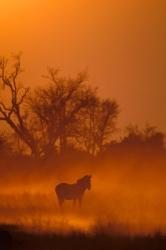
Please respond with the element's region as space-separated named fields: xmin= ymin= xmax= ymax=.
xmin=0 ymin=158 xmax=166 ymax=236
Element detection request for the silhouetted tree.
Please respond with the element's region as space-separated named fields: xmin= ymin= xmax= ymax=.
xmin=29 ymin=69 xmax=95 ymax=157
xmin=122 ymin=125 xmax=143 ymax=147
xmin=143 ymin=125 xmax=165 ymax=150
xmin=0 ymin=55 xmax=38 ymax=156
xmin=78 ymin=98 xmax=119 ymax=156
xmin=122 ymin=124 xmax=165 ymax=150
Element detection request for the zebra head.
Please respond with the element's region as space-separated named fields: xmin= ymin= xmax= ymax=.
xmin=77 ymin=175 xmax=92 ymax=190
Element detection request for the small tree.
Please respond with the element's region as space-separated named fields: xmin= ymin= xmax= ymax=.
xmin=123 ymin=125 xmax=143 ymax=146
xmin=143 ymin=125 xmax=165 ymax=150
xmin=122 ymin=124 xmax=165 ymax=152
xmin=78 ymin=98 xmax=119 ymax=156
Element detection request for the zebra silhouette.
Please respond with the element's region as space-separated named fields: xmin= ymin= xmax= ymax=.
xmin=55 ymin=175 xmax=91 ymax=207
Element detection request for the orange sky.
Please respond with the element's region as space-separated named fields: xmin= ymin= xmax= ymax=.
xmin=0 ymin=0 xmax=165 ymax=132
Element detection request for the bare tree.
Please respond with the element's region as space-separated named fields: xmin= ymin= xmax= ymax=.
xmin=0 ymin=55 xmax=38 ymax=156
xmin=97 ymin=99 xmax=119 ymax=153
xmin=78 ymin=98 xmax=119 ymax=156
xmin=29 ymin=69 xmax=95 ymax=157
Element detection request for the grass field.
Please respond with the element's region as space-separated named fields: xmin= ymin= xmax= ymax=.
xmin=0 ymin=223 xmax=166 ymax=250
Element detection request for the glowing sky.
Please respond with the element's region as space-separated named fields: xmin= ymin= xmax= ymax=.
xmin=0 ymin=0 xmax=165 ymax=132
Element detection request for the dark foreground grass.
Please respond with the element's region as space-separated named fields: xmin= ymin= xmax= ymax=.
xmin=0 ymin=224 xmax=166 ymax=250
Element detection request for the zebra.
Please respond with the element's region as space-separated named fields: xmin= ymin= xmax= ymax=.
xmin=55 ymin=175 xmax=92 ymax=207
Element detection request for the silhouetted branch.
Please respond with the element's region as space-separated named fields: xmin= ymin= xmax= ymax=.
xmin=0 ymin=55 xmax=38 ymax=156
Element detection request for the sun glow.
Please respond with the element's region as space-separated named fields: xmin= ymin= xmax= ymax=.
xmin=0 ymin=0 xmax=165 ymax=241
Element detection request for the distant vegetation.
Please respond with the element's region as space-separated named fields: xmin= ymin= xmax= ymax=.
xmin=0 ymin=54 xmax=165 ymax=163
